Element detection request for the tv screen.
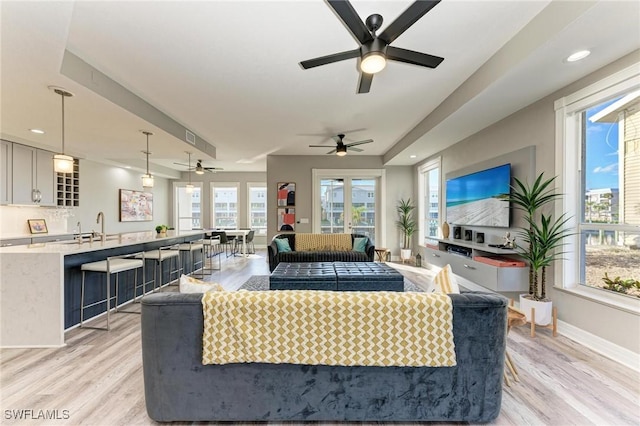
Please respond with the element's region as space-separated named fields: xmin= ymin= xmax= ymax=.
xmin=446 ymin=163 xmax=511 ymax=228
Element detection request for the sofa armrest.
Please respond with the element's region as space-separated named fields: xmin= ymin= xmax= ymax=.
xmin=365 ymin=240 xmax=375 ymax=261
xmin=268 ymin=241 xmax=279 ymax=272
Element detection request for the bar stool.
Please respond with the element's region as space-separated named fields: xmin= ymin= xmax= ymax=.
xmin=179 ymin=239 xmax=205 ymax=277
xmin=80 ymin=252 xmax=144 ymax=331
xmin=139 ymin=245 xmax=182 ymax=290
xmin=203 ymin=234 xmax=222 ymax=271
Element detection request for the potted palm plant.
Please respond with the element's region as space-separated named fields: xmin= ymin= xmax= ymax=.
xmin=396 ymin=198 xmax=416 ymax=261
xmin=510 ymin=173 xmax=572 ymax=325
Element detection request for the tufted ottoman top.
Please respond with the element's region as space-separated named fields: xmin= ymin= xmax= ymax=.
xmin=333 ymin=262 xmax=404 ymax=282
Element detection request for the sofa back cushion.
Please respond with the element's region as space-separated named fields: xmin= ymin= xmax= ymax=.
xmin=295 ymin=233 xmax=352 ymax=252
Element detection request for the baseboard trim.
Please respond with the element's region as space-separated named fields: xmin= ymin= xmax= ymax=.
xmin=557 ymin=319 xmax=640 ymax=372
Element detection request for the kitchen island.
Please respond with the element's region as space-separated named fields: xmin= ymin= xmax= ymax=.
xmin=0 ymin=230 xmax=204 ymax=348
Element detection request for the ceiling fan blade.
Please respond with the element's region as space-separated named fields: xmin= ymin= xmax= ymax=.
xmin=309 ymin=144 xmax=330 ymax=148
xmin=173 ymin=162 xmax=190 ymax=167
xmin=204 ymin=167 xmax=223 ymax=171
xmin=346 ymin=139 xmax=373 ymax=147
xmin=326 ymin=148 xmax=337 ymax=155
xmin=349 ymin=147 xmax=364 ymax=152
xmin=387 ymin=46 xmax=444 ymax=68
xmin=300 ymin=49 xmax=360 ymax=69
xmin=379 ymin=0 xmax=440 ymax=44
xmin=357 ymin=72 xmax=373 ymax=94
xmin=326 ymin=0 xmax=374 ymax=45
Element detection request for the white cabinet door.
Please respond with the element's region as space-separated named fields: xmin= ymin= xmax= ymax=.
xmin=10 ymin=144 xmax=55 ymax=205
xmin=12 ymin=144 xmax=36 ymax=204
xmin=0 ymin=140 xmax=12 ymax=204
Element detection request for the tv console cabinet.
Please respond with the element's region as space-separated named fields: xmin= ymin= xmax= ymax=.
xmin=423 ymin=238 xmax=528 ymax=292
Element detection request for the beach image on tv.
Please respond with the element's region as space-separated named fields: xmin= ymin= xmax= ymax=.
xmin=446 ymin=164 xmax=511 ymax=228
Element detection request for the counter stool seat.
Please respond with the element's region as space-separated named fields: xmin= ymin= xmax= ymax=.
xmin=138 ymin=247 xmax=182 ymax=290
xmin=80 ymin=255 xmax=144 ymax=331
xmin=179 ymin=241 xmax=205 ymax=277
xmin=203 ymin=237 xmax=221 ymax=272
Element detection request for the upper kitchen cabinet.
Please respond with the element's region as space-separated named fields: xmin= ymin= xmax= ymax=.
xmin=0 ymin=140 xmax=12 ymax=204
xmin=11 ymin=143 xmax=56 ymax=206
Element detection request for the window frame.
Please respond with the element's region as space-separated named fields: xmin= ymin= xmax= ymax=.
xmin=418 ymin=157 xmax=442 ymax=246
xmin=247 ymin=182 xmax=267 ymax=235
xmin=554 ymin=63 xmax=640 ymax=312
xmin=210 ymin=181 xmax=240 ymax=229
xmin=172 ymin=181 xmax=203 ymax=231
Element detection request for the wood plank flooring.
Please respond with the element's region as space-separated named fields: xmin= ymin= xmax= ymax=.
xmin=1 ymin=251 xmax=638 ymax=425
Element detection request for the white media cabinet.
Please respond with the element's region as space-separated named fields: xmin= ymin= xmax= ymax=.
xmin=423 ymin=238 xmax=528 ymax=292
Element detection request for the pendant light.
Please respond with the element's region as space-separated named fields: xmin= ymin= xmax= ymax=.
xmin=185 ymin=151 xmax=194 ymax=194
xmin=50 ymin=86 xmax=75 ymax=173
xmin=141 ymin=131 xmax=154 ymax=188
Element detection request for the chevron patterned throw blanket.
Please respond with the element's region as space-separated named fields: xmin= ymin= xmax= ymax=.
xmin=201 ymin=290 xmax=456 ymax=367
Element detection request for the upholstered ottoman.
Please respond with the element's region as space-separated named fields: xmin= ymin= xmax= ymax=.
xmin=334 ymin=262 xmax=404 ymax=292
xmin=269 ymin=262 xmax=337 ymax=290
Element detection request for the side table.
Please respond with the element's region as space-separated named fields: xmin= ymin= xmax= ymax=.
xmin=374 ymin=248 xmax=390 ymax=262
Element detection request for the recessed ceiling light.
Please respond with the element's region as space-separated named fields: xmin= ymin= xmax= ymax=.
xmin=566 ymin=50 xmax=591 ymax=62
xmin=410 ymin=155 xmax=417 ymax=159
xmin=29 ymin=129 xmax=45 ymax=134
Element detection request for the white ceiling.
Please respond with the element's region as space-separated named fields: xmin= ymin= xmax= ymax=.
xmin=1 ymin=1 xmax=639 ymax=176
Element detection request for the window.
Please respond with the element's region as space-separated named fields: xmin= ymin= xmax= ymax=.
xmin=418 ymin=158 xmax=441 ymax=245
xmin=174 ymin=183 xmax=202 ymax=231
xmin=247 ymin=182 xmax=267 ymax=235
xmin=211 ymin=183 xmax=239 ymax=228
xmin=556 ymin=65 xmax=640 ymax=299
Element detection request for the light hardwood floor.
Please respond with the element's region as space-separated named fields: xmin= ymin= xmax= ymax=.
xmin=1 ymin=250 xmax=638 ymax=425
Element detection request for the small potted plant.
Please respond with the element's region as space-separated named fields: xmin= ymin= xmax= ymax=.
xmin=510 ymin=173 xmax=572 ymax=325
xmin=396 ymin=198 xmax=416 ymax=261
xmin=155 ymin=224 xmax=168 ymax=236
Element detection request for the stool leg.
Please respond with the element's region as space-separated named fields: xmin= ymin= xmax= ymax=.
xmin=80 ymin=271 xmax=86 ymax=327
xmin=114 ymin=272 xmax=119 ymax=313
xmin=106 ymin=272 xmax=111 ymax=331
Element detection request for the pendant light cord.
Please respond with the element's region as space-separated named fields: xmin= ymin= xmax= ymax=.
xmin=61 ymin=93 xmax=65 ymax=154
xmin=146 ymin=133 xmax=150 ymax=176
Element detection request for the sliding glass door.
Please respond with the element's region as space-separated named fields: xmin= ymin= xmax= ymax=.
xmin=313 ymin=169 xmax=385 ymax=245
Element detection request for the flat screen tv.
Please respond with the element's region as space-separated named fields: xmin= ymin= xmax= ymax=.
xmin=446 ymin=163 xmax=511 ymax=228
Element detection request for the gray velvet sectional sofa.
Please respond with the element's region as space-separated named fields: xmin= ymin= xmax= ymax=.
xmin=268 ymin=233 xmax=375 ymax=271
xmin=141 ymin=291 xmax=508 ymax=423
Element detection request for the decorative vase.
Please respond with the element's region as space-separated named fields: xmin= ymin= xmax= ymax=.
xmin=519 ymin=294 xmax=553 ymax=326
xmin=441 ymin=222 xmax=450 ymax=239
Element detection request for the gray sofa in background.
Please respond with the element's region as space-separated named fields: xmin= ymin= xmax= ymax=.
xmin=141 ymin=291 xmax=508 ymax=423
xmin=267 ymin=233 xmax=375 ymax=272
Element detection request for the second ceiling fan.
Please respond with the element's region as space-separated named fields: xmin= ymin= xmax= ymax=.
xmin=174 ymin=159 xmax=223 ymax=174
xmin=299 ymin=0 xmax=444 ymax=94
xmin=309 ymin=134 xmax=373 ymax=156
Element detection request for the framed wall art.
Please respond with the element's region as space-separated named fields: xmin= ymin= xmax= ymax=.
xmin=278 ymin=207 xmax=295 ymax=232
xmin=27 ymin=219 xmax=48 ymax=234
xmin=119 ymin=189 xmax=153 ymax=222
xmin=277 ymin=182 xmax=295 ymax=207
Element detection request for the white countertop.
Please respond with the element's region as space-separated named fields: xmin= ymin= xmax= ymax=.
xmin=0 ymin=230 xmax=204 ymax=254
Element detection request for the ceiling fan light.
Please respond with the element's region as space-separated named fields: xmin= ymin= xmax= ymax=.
xmin=142 ymin=174 xmax=154 ymax=188
xmin=336 ymin=145 xmax=347 ymax=156
xmin=53 ymin=154 xmax=74 ymax=173
xmin=360 ymin=52 xmax=386 ymax=74
xmin=195 ymin=169 xmax=205 ymax=175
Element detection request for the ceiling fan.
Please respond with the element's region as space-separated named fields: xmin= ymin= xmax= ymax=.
xmin=309 ymin=134 xmax=373 ymax=156
xmin=299 ymin=0 xmax=444 ymax=93
xmin=173 ymin=158 xmax=223 ymax=174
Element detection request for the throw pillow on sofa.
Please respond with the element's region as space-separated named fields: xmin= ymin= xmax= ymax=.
xmin=353 ymin=237 xmax=367 ymax=252
xmin=431 ymin=264 xmax=460 ymax=294
xmin=179 ymin=274 xmax=225 ymax=293
xmin=275 ymin=238 xmax=292 ymax=253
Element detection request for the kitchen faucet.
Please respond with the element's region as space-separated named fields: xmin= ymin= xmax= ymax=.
xmin=96 ymin=212 xmax=105 ymax=242
xmin=76 ymin=221 xmax=82 ymax=243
